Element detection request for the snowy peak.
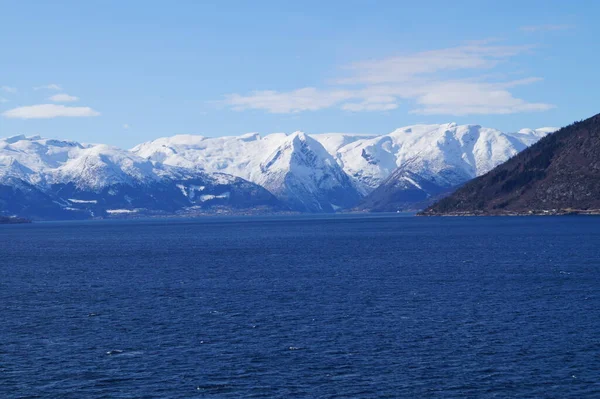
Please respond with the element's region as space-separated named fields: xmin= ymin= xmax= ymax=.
xmin=261 ymin=131 xmax=333 ymax=172
xmin=0 ymin=135 xmax=88 ymax=186
xmin=354 ymin=124 xmax=556 ymax=212
xmin=315 ymin=123 xmax=555 ymax=194
xmin=0 ymin=135 xmax=283 ymax=219
xmin=311 ymin=133 xmax=376 ymax=156
xmin=53 ymin=144 xmax=163 ymax=190
xmin=1 ymin=122 xmax=554 ymax=218
xmin=517 ymin=127 xmax=559 ymax=137
xmin=133 ymin=124 xmax=552 ymax=211
xmin=0 ymin=135 xmax=169 ymax=191
xmin=261 ymin=132 xmax=361 ymax=212
xmin=134 ymin=131 xmax=361 ymax=212
xmin=238 ymin=132 xmax=261 ymax=142
xmin=508 ymin=127 xmax=559 ymax=147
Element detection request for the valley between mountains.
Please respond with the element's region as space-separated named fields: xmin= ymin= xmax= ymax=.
xmin=0 ymin=123 xmax=555 ymax=220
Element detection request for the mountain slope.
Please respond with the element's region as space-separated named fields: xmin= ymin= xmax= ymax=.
xmin=314 ymin=124 xmax=555 ymax=197
xmin=0 ymin=136 xmax=282 ymax=219
xmin=0 ymin=123 xmax=555 ymax=218
xmin=134 ymin=125 xmax=552 ymax=212
xmin=345 ymin=124 xmax=555 ymax=211
xmin=420 ymin=113 xmax=600 ymax=215
xmin=133 ymin=132 xmax=361 ymax=212
xmin=356 ymin=168 xmax=459 ymax=212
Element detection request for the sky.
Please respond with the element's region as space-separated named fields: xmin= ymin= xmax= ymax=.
xmin=1 ymin=0 xmax=598 ymax=148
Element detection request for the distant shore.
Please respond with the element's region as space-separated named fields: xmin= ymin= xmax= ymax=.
xmin=0 ymin=216 xmax=32 ymax=224
xmin=418 ymin=209 xmax=600 ymax=216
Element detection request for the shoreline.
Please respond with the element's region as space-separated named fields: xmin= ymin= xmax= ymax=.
xmin=0 ymin=216 xmax=32 ymax=224
xmin=418 ymin=209 xmax=600 ymax=217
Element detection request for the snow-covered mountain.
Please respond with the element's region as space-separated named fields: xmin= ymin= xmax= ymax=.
xmin=0 ymin=123 xmax=556 ymax=219
xmin=132 ymin=131 xmax=361 ymax=212
xmin=313 ymin=124 xmax=557 ymax=195
xmin=344 ymin=124 xmax=558 ymax=211
xmin=133 ymin=124 xmax=555 ymax=212
xmin=1 ymin=135 xmax=171 ymax=189
xmin=0 ymin=135 xmax=281 ymax=219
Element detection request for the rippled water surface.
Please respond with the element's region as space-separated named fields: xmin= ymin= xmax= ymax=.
xmin=1 ymin=215 xmax=599 ymax=398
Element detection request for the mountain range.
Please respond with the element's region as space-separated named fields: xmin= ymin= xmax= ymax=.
xmin=421 ymin=113 xmax=600 ymax=215
xmin=0 ymin=136 xmax=281 ymax=219
xmin=0 ymin=123 xmax=555 ymax=220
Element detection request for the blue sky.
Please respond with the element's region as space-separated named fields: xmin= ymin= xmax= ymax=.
xmin=0 ymin=0 xmax=598 ymax=148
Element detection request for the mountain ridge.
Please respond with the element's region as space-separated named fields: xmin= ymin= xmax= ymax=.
xmin=0 ymin=123 xmax=555 ymax=219
xmin=420 ymin=114 xmax=600 ymax=215
xmin=133 ymin=130 xmax=362 ymax=212
xmin=0 ymin=135 xmax=283 ymax=220
xmin=133 ymin=124 xmax=554 ymax=212
xmin=348 ymin=124 xmax=556 ymax=211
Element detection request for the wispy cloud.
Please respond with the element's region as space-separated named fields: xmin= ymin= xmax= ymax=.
xmin=520 ymin=24 xmax=573 ymax=33
xmin=409 ymin=79 xmax=554 ymax=115
xmin=1 ymin=86 xmax=17 ymax=94
xmin=2 ymin=104 xmax=100 ymax=119
xmin=49 ymin=93 xmax=79 ymax=102
xmin=123 ymin=123 xmax=130 ymax=129
xmin=223 ymin=42 xmax=553 ymax=116
xmin=341 ymin=99 xmax=398 ymax=112
xmin=0 ymin=97 xmax=8 ymax=103
xmin=335 ymin=43 xmax=531 ymax=85
xmin=226 ymin=88 xmax=354 ymax=114
xmin=34 ymin=83 xmax=63 ymax=91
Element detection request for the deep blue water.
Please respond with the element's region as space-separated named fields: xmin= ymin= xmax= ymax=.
xmin=1 ymin=215 xmax=599 ymax=398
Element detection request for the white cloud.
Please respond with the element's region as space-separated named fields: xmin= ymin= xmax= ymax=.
xmin=340 ymin=95 xmax=398 ymax=112
xmin=123 ymin=123 xmax=130 ymax=129
xmin=34 ymin=84 xmax=63 ymax=91
xmin=49 ymin=93 xmax=79 ymax=102
xmin=409 ymin=80 xmax=555 ymax=115
xmin=335 ymin=43 xmax=531 ymax=85
xmin=2 ymin=104 xmax=100 ymax=119
xmin=520 ymin=24 xmax=572 ymax=33
xmin=226 ymin=88 xmax=354 ymax=113
xmin=223 ymin=41 xmax=553 ymax=116
xmin=341 ymin=102 xmax=398 ymax=112
xmin=1 ymin=86 xmax=17 ymax=94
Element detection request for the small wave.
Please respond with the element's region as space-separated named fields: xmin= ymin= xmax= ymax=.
xmin=120 ymin=350 xmax=144 ymax=357
xmin=196 ymin=384 xmax=231 ymax=392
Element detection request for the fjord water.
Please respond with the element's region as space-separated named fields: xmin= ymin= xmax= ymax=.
xmin=1 ymin=215 xmax=599 ymax=398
